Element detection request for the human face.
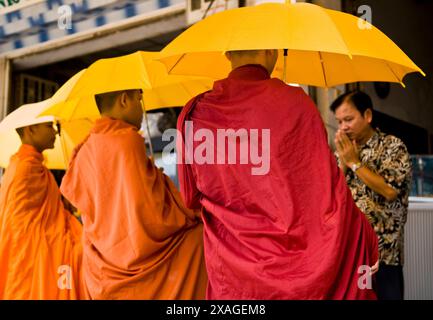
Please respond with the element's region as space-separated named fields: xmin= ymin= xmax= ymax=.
xmin=334 ymin=101 xmax=372 ymax=143
xmin=124 ymin=90 xmax=144 ymax=129
xmin=30 ymin=122 xmax=57 ymax=152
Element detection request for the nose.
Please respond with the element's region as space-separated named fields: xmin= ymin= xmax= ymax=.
xmin=340 ymin=122 xmax=349 ymax=131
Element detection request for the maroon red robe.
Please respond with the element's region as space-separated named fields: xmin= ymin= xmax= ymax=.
xmin=177 ymin=64 xmax=378 ymax=299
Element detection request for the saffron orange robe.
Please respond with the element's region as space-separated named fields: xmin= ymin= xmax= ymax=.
xmin=0 ymin=144 xmax=84 ymax=299
xmin=60 ymin=117 xmax=207 ymax=300
xmin=178 ymin=65 xmax=379 ymax=299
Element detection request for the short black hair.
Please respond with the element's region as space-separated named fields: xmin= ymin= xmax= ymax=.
xmin=94 ymin=89 xmax=139 ymax=114
xmin=330 ymin=91 xmax=373 ymax=115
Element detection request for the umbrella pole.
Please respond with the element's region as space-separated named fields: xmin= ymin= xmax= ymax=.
xmin=141 ymin=101 xmax=154 ymax=159
xmin=283 ymin=49 xmax=288 ymax=83
xmin=59 ymin=128 xmax=69 ymax=168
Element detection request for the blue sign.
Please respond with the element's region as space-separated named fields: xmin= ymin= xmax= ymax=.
xmin=0 ymin=0 xmax=181 ymax=53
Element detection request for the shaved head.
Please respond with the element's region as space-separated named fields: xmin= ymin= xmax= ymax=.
xmin=15 ymin=122 xmax=57 ymax=153
xmin=225 ymin=49 xmax=278 ymax=75
xmin=95 ymin=90 xmax=136 ymax=114
xmin=226 ymin=50 xmax=261 ymax=58
xmin=94 ymin=89 xmax=144 ymax=129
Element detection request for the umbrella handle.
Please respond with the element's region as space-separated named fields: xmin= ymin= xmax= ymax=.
xmin=283 ymin=49 xmax=288 ymax=83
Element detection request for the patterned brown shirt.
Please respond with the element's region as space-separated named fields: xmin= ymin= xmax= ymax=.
xmin=335 ymin=129 xmax=412 ymax=266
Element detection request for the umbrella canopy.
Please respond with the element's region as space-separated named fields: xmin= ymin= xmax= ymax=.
xmin=41 ymin=51 xmax=214 ymax=122
xmin=158 ymin=2 xmax=425 ymax=87
xmin=0 ymin=100 xmax=92 ymax=169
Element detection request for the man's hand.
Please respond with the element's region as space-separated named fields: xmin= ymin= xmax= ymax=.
xmin=334 ymin=130 xmax=360 ymax=168
xmin=369 ymin=259 xmax=379 ymax=276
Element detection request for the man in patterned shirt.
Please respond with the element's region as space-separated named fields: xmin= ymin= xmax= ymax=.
xmin=330 ymin=91 xmax=412 ymax=300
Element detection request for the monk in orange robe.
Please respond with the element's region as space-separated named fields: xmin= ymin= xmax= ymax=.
xmin=60 ymin=89 xmax=207 ymax=300
xmin=0 ymin=122 xmax=84 ymax=299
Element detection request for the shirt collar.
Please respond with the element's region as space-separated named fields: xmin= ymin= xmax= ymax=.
xmin=363 ymin=127 xmax=382 ymax=149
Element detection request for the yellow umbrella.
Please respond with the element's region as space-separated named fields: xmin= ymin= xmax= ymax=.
xmin=0 ymin=100 xmax=92 ymax=169
xmin=45 ymin=69 xmax=98 ymax=121
xmin=158 ymin=2 xmax=425 ymax=87
xmin=1 ymin=70 xmax=93 ymax=169
xmin=42 ymin=51 xmax=213 ymax=120
xmin=39 ymin=51 xmax=214 ymax=155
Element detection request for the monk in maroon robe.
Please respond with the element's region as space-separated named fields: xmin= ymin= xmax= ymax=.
xmin=177 ymin=49 xmax=379 ymax=299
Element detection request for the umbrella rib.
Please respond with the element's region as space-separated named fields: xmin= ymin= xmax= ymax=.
xmin=69 ymin=98 xmax=80 ymax=122
xmin=168 ymin=53 xmax=187 ymax=74
xmin=322 ymin=9 xmax=352 ymax=59
xmin=318 ymin=51 xmax=328 ymax=87
xmin=178 ymin=81 xmax=195 ymax=100
xmin=383 ymin=59 xmax=405 ymax=87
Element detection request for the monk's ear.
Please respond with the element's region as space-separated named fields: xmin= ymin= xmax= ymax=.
xmin=225 ymin=51 xmax=232 ymax=61
xmin=27 ymin=125 xmax=37 ymax=136
xmin=119 ymin=91 xmax=128 ymax=108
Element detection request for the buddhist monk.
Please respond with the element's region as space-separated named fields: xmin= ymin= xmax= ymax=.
xmin=60 ymin=89 xmax=207 ymax=299
xmin=177 ymin=50 xmax=379 ymax=299
xmin=0 ymin=121 xmax=84 ymax=299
